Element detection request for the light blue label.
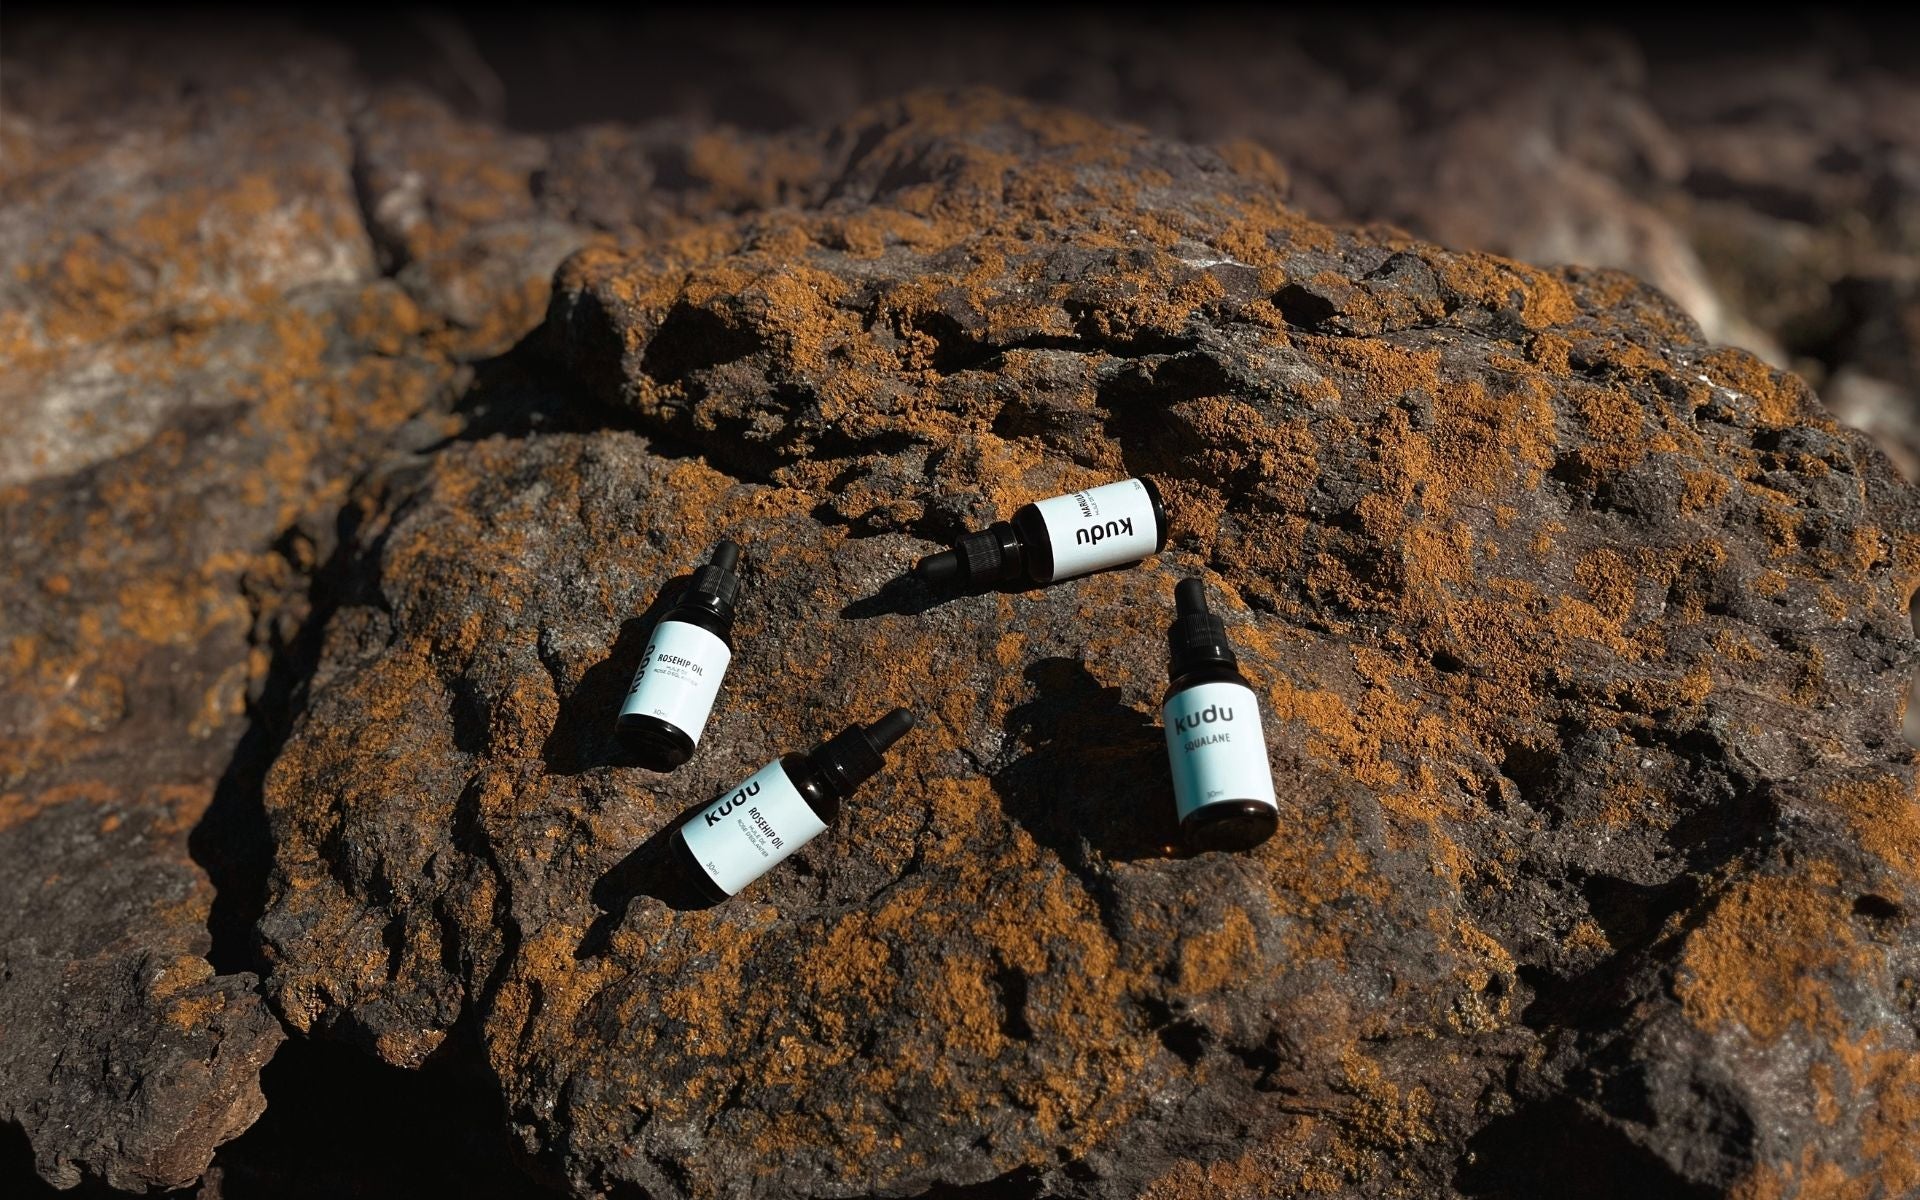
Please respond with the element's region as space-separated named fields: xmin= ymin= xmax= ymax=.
xmin=1163 ymin=680 xmax=1277 ymax=820
xmin=680 ymin=761 xmax=827 ymax=896
xmin=620 ymin=619 xmax=731 ymax=743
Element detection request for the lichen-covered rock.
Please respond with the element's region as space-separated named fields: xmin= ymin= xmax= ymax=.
xmin=0 ymin=25 xmax=375 ymax=489
xmin=0 ymin=267 xmax=470 ymax=1185
xmin=255 ymin=93 xmax=1920 ymax=1197
xmin=0 ymin=29 xmax=481 ymax=1191
xmin=453 ymin=13 xmax=1920 ymax=483
xmin=0 ymin=23 xmax=944 ymax=1189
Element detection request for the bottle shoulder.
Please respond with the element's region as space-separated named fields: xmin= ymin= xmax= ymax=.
xmin=1008 ymin=507 xmax=1055 ymax=582
xmin=659 ymin=607 xmax=734 ymax=646
xmin=1164 ymin=666 xmax=1254 ymax=704
xmin=781 ymin=752 xmax=841 ymax=822
xmin=1139 ymin=476 xmax=1170 ymax=550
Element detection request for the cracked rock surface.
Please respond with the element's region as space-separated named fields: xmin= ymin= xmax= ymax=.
xmin=7 ymin=18 xmax=1920 ymax=1200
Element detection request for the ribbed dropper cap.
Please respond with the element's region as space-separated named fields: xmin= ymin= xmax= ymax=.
xmin=813 ymin=708 xmax=916 ymax=795
xmin=1168 ymin=577 xmax=1238 ymax=677
xmin=679 ymin=539 xmax=741 ymax=620
xmin=913 ymin=529 xmax=1014 ymax=587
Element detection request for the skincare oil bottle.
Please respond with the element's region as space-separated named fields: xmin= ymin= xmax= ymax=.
xmin=1163 ymin=578 xmax=1278 ymax=851
xmin=617 ymin=540 xmax=742 ymax=770
xmin=670 ymin=709 xmax=916 ymax=901
xmin=913 ymin=477 xmax=1168 ymax=588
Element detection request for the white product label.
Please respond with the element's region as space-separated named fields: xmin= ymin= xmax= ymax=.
xmin=1162 ymin=681 xmax=1277 ymax=821
xmin=619 ymin=620 xmax=731 ymax=743
xmin=1032 ymin=478 xmax=1161 ymax=581
xmin=680 ymin=760 xmax=828 ymax=896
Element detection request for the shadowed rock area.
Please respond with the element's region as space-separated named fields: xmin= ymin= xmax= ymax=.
xmin=5 ymin=17 xmax=1920 ymax=1200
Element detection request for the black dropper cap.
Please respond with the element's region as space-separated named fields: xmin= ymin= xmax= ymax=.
xmin=913 ymin=526 xmax=1019 ymax=587
xmin=1168 ymin=578 xmax=1239 ymax=677
xmin=677 ymin=539 xmax=742 ymax=622
xmin=812 ymin=708 xmax=916 ymax=796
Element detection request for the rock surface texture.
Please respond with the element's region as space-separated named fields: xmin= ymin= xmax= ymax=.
xmin=0 ymin=29 xmax=373 ymax=1190
xmin=263 ymin=96 xmax=1920 ymax=1198
xmin=463 ymin=12 xmax=1920 ymax=479
xmin=6 ymin=19 xmax=1920 ymax=1200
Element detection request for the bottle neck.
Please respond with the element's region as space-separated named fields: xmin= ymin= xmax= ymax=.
xmin=1167 ymin=600 xmax=1238 ymax=679
xmin=1006 ymin=507 xmax=1053 ymax=582
xmin=676 ymin=554 xmax=740 ymax=627
xmin=947 ymin=520 xmax=1029 ymax=586
xmin=1167 ymin=661 xmax=1249 ymax=694
xmin=662 ymin=604 xmax=732 ymax=642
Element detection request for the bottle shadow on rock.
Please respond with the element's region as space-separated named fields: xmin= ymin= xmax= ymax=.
xmin=990 ymin=656 xmax=1177 ymax=888
xmin=841 ymin=562 xmax=1149 ymax=621
xmin=839 ymin=570 xmax=964 ymax=619
xmin=541 ymin=573 xmax=691 ymax=776
xmin=576 ymin=793 xmax=728 ymax=959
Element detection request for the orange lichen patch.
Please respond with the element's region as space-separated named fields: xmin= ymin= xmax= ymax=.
xmin=700 ymin=829 xmax=1137 ymax=1170
xmin=1213 ymin=138 xmax=1290 ymax=193
xmin=6 ymin=633 xmax=36 ymax=674
xmin=1566 ymin=918 xmax=1612 ymax=956
xmin=1428 ymin=251 xmax=1577 ymax=329
xmin=1164 ymin=402 xmax=1320 ymax=508
xmin=1268 ymin=676 xmax=1402 ymax=793
xmin=1336 ymin=1046 xmax=1435 ymax=1150
xmin=1524 ymin=330 xmax=1573 ymax=374
xmin=1529 ymin=520 xmax=1564 ymax=558
xmin=1755 ymin=1153 xmax=1874 ymax=1200
xmin=1698 ymin=347 xmax=1825 ymax=430
xmin=1790 ymin=646 xmax=1829 ymax=704
xmin=1446 ymin=918 xmax=1517 ymax=1033
xmin=28 ymin=232 xmax=146 ymax=346
xmin=1808 ymin=1063 xmax=1846 ymax=1138
xmin=1825 ymin=777 xmax=1920 ymax=878
xmin=1857 ymin=1044 xmax=1920 ymax=1199
xmin=1713 ymin=629 xmax=1765 ymax=663
xmin=1425 ymin=376 xmax=1558 ymax=507
xmin=1592 ymin=774 xmax=1669 ymax=833
xmin=1753 ymin=502 xmax=1804 ymax=557
xmin=162 ymin=990 xmax=228 ymax=1032
xmin=1574 ymin=548 xmax=1639 ymax=625
xmin=372 ymin=1026 xmax=447 ymax=1067
xmin=485 ymin=920 xmax=622 ymax=1069
xmin=0 ymin=778 xmax=117 ymax=833
xmin=145 ymin=781 xmax=216 ymax=838
xmin=112 ymin=575 xmax=246 ymax=645
xmin=1176 ymin=908 xmax=1259 ymax=994
xmin=1565 ymin=381 xmax=1653 ymax=473
xmin=1259 ymin=811 xmax=1392 ymax=971
xmin=1677 ymin=862 xmax=1883 ymax=1043
xmin=18 ymin=146 xmax=366 ymax=354
xmin=1842 ymin=525 xmax=1891 ymax=578
xmin=822 ymin=208 xmax=944 ymax=258
xmin=1136 ymin=1112 xmax=1377 ymax=1198
xmin=1728 ymin=1038 xmax=1920 ymax=1200
xmin=1315 ymin=338 xmax=1443 ymax=404
xmin=1729 ymin=1150 xmax=1847 ymax=1200
xmin=143 ymin=954 xmax=216 ymax=1001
